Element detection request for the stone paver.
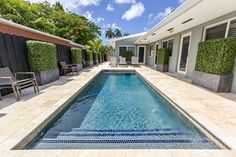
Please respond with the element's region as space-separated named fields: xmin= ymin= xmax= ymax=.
xmin=0 ymin=63 xmax=236 ymax=156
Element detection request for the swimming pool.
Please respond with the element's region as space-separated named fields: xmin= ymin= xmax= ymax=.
xmin=25 ymin=71 xmax=219 ymax=149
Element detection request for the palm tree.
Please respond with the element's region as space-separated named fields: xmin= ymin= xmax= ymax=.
xmin=123 ymin=33 xmax=130 ymax=36
xmin=105 ymin=28 xmax=114 ymax=39
xmin=114 ymin=28 xmax=122 ymax=38
xmin=86 ymin=39 xmax=103 ymax=52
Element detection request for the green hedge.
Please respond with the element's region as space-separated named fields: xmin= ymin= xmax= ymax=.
xmin=195 ymin=38 xmax=236 ymax=75
xmin=86 ymin=50 xmax=93 ymax=61
xmin=157 ymin=48 xmax=171 ymax=64
xmin=26 ymin=40 xmax=57 ymax=72
xmin=120 ymin=51 xmax=132 ymax=61
xmin=71 ymin=48 xmax=82 ymax=64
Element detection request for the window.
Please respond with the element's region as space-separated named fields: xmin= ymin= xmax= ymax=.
xmin=205 ymin=23 xmax=227 ymax=41
xmin=228 ymin=19 xmax=236 ymax=38
xmin=119 ymin=46 xmax=135 ymax=56
xmin=162 ymin=41 xmax=168 ymax=48
xmin=162 ymin=39 xmax=174 ymax=56
xmin=149 ymin=45 xmax=154 ymax=56
xmin=203 ymin=17 xmax=236 ymax=41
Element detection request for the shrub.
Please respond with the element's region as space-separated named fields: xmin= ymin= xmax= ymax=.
xmin=157 ymin=48 xmax=171 ymax=64
xmin=120 ymin=51 xmax=133 ymax=61
xmin=195 ymin=38 xmax=236 ymax=75
xmin=71 ymin=48 xmax=82 ymax=64
xmin=86 ymin=50 xmax=93 ymax=61
xmin=26 ymin=40 xmax=57 ymax=72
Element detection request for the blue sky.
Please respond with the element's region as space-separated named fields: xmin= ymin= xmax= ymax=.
xmin=28 ymin=0 xmax=185 ymax=43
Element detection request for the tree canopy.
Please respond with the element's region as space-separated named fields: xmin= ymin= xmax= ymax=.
xmin=0 ymin=0 xmax=101 ymax=45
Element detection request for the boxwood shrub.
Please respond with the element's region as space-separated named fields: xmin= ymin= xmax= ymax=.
xmin=195 ymin=38 xmax=236 ymax=75
xmin=86 ymin=50 xmax=93 ymax=61
xmin=157 ymin=48 xmax=171 ymax=64
xmin=71 ymin=48 xmax=82 ymax=64
xmin=120 ymin=51 xmax=132 ymax=61
xmin=26 ymin=40 xmax=57 ymax=72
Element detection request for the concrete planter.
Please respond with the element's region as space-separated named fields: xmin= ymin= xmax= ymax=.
xmin=157 ymin=64 xmax=169 ymax=72
xmin=75 ymin=64 xmax=83 ymax=71
xmin=192 ymin=71 xmax=233 ymax=92
xmin=35 ymin=69 xmax=59 ymax=86
xmin=86 ymin=61 xmax=93 ymax=67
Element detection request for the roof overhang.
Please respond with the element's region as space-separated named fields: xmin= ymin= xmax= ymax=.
xmin=0 ymin=18 xmax=84 ymax=48
xmin=135 ymin=0 xmax=236 ymax=44
xmin=109 ymin=32 xmax=147 ymax=49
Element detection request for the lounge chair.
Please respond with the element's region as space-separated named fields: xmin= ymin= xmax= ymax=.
xmin=60 ymin=61 xmax=78 ymax=75
xmin=0 ymin=67 xmax=39 ymax=101
xmin=119 ymin=57 xmax=127 ymax=67
xmin=131 ymin=56 xmax=139 ymax=66
xmin=110 ymin=57 xmax=117 ymax=67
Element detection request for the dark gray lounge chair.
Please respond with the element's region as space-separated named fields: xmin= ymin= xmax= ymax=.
xmin=0 ymin=67 xmax=39 ymax=101
xmin=60 ymin=61 xmax=78 ymax=75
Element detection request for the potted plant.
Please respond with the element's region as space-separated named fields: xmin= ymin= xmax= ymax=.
xmin=26 ymin=40 xmax=59 ymax=86
xmin=157 ymin=48 xmax=171 ymax=72
xmin=71 ymin=48 xmax=83 ymax=71
xmin=192 ymin=38 xmax=236 ymax=92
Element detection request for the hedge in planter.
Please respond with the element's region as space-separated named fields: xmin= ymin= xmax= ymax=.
xmin=195 ymin=38 xmax=236 ymax=75
xmin=85 ymin=50 xmax=93 ymax=66
xmin=71 ymin=48 xmax=82 ymax=64
xmin=71 ymin=48 xmax=83 ymax=70
xmin=120 ymin=51 xmax=132 ymax=62
xmin=193 ymin=38 xmax=236 ymax=92
xmin=26 ymin=40 xmax=59 ymax=85
xmin=157 ymin=48 xmax=171 ymax=72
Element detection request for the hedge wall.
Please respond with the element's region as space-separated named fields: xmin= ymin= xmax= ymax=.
xmin=157 ymin=48 xmax=171 ymax=64
xmin=120 ymin=51 xmax=132 ymax=61
xmin=86 ymin=50 xmax=93 ymax=61
xmin=195 ymin=38 xmax=236 ymax=75
xmin=26 ymin=40 xmax=57 ymax=72
xmin=71 ymin=48 xmax=82 ymax=64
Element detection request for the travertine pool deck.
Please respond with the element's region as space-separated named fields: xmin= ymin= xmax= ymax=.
xmin=1 ymin=63 xmax=236 ymax=156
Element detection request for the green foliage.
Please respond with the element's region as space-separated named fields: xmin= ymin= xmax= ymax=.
xmin=120 ymin=51 xmax=133 ymax=62
xmin=94 ymin=52 xmax=99 ymax=61
xmin=195 ymin=38 xmax=236 ymax=75
xmin=85 ymin=39 xmax=102 ymax=52
xmin=0 ymin=0 xmax=101 ymax=45
xmin=86 ymin=50 xmax=93 ymax=61
xmin=26 ymin=40 xmax=57 ymax=72
xmin=71 ymin=48 xmax=82 ymax=64
xmin=157 ymin=48 xmax=171 ymax=64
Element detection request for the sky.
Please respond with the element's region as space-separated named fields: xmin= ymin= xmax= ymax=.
xmin=27 ymin=0 xmax=186 ymax=44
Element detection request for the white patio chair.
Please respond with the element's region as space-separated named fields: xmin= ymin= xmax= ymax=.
xmin=119 ymin=57 xmax=127 ymax=67
xmin=110 ymin=57 xmax=117 ymax=67
xmin=131 ymin=56 xmax=139 ymax=66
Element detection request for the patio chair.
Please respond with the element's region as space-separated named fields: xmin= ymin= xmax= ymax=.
xmin=0 ymin=67 xmax=39 ymax=101
xmin=119 ymin=57 xmax=127 ymax=67
xmin=60 ymin=61 xmax=78 ymax=75
xmin=131 ymin=56 xmax=139 ymax=66
xmin=110 ymin=57 xmax=117 ymax=67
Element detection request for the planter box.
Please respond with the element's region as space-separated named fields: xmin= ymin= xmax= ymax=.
xmin=157 ymin=64 xmax=169 ymax=72
xmin=35 ymin=69 xmax=59 ymax=86
xmin=75 ymin=64 xmax=83 ymax=71
xmin=86 ymin=61 xmax=93 ymax=67
xmin=192 ymin=71 xmax=233 ymax=92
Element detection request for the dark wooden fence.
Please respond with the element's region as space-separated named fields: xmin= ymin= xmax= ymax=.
xmin=0 ymin=32 xmax=72 ymax=95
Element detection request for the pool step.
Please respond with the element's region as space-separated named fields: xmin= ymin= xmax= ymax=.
xmin=32 ymin=128 xmax=217 ymax=149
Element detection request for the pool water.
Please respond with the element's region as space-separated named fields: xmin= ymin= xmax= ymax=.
xmin=26 ymin=71 xmax=218 ymax=149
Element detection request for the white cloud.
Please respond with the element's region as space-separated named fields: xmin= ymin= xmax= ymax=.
xmin=121 ymin=2 xmax=145 ymax=21
xmin=27 ymin=0 xmax=101 ymax=11
xmin=103 ymin=23 xmax=121 ymax=30
xmin=148 ymin=7 xmax=173 ymax=24
xmin=115 ymin=0 xmax=136 ymax=4
xmin=83 ymin=11 xmax=104 ymax=23
xmin=106 ymin=4 xmax=114 ymax=11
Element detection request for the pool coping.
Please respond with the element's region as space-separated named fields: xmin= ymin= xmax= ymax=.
xmin=1 ymin=64 xmax=236 ymax=156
